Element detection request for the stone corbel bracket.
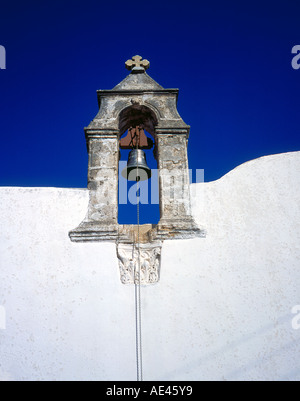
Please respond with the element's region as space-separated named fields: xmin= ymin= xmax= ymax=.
xmin=117 ymin=242 xmax=162 ymax=285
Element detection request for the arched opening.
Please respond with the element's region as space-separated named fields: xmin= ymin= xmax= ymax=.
xmin=118 ymin=105 xmax=160 ymax=225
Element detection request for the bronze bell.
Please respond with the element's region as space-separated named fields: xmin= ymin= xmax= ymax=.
xmin=122 ymin=149 xmax=151 ymax=182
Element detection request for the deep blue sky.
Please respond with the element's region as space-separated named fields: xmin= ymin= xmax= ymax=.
xmin=0 ymin=0 xmax=300 ymax=222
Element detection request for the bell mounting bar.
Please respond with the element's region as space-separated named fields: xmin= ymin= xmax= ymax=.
xmin=119 ymin=126 xmax=153 ymax=150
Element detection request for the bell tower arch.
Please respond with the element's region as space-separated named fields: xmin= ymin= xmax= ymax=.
xmin=69 ymin=56 xmax=204 ymax=245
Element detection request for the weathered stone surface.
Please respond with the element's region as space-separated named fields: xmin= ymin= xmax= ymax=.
xmin=70 ymin=63 xmax=203 ymax=243
xmin=154 ymin=133 xmax=202 ymax=238
xmin=117 ymin=242 xmax=162 ymax=285
xmin=113 ymin=72 xmax=162 ymax=91
xmin=70 ymin=136 xmax=119 ymax=240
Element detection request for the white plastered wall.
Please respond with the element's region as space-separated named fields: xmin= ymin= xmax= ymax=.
xmin=0 ymin=151 xmax=299 ymax=381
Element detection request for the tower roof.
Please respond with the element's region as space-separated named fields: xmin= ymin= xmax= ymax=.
xmin=112 ymin=71 xmax=164 ymax=91
xmin=87 ymin=55 xmax=189 ymax=135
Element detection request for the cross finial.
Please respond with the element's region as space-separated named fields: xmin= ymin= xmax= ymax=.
xmin=125 ymin=55 xmax=150 ymax=72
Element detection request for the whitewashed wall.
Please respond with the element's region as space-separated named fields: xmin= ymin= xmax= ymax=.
xmin=0 ymin=151 xmax=299 ymax=381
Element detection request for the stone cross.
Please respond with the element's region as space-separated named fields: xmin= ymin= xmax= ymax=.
xmin=125 ymin=55 xmax=150 ymax=72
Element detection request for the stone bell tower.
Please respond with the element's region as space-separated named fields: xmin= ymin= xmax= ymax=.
xmin=69 ymin=56 xmax=204 ymax=281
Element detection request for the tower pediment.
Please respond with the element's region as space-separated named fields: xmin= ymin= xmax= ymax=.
xmin=112 ymin=71 xmax=164 ymax=91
